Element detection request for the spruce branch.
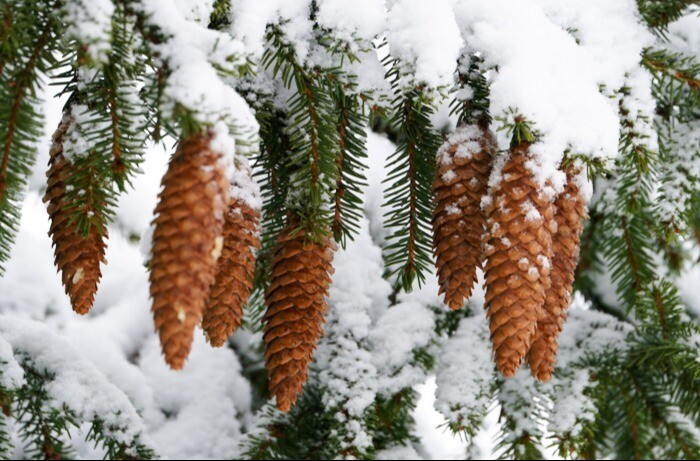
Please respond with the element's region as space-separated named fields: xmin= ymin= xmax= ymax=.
xmin=0 ymin=0 xmax=61 ymax=273
xmin=643 ymin=47 xmax=700 ymax=123
xmin=383 ymin=87 xmax=441 ymax=291
xmin=636 ymin=0 xmax=700 ymax=34
xmin=14 ymin=369 xmax=76 ymax=459
xmin=331 ymin=89 xmax=368 ymax=247
xmin=262 ymin=29 xmax=340 ymax=240
xmin=450 ymin=53 xmax=491 ymax=128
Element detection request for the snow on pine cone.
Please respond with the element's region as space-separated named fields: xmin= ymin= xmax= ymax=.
xmin=483 ymin=141 xmax=555 ymax=377
xmin=149 ymin=133 xmax=229 ymax=370
xmin=202 ymin=165 xmax=261 ymax=347
xmin=527 ymin=164 xmax=587 ymax=381
xmin=263 ymin=216 xmax=335 ymax=412
xmin=44 ymin=115 xmax=107 ymax=315
xmin=432 ymin=124 xmax=495 ymax=310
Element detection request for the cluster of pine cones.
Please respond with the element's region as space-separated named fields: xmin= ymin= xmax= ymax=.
xmin=46 ymin=115 xmax=585 ymax=412
xmin=45 ymin=114 xmax=335 ymax=411
xmin=432 ymin=123 xmax=587 ymax=381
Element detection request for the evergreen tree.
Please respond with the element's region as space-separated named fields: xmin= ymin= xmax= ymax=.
xmin=0 ymin=0 xmax=698 ymax=459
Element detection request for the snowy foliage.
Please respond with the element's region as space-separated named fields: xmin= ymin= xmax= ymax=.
xmin=63 ymin=0 xmax=115 ymax=64
xmin=434 ymin=313 xmax=494 ymax=435
xmin=546 ymin=294 xmax=633 ymax=438
xmin=316 ymin=219 xmax=389 ymax=454
xmin=1 ymin=1 xmax=699 ymax=459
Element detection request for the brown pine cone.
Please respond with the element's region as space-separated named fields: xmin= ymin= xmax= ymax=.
xmin=149 ymin=133 xmax=229 ymax=370
xmin=44 ymin=115 xmax=107 ymax=315
xmin=432 ymin=125 xmax=495 ymax=309
xmin=201 ymin=188 xmax=261 ymax=347
xmin=527 ymin=165 xmax=587 ymax=381
xmin=263 ymin=217 xmax=335 ymax=412
xmin=483 ymin=142 xmax=555 ymax=377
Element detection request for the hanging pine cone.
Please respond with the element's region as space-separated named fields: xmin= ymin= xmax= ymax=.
xmin=432 ymin=125 xmax=495 ymax=309
xmin=201 ymin=164 xmax=261 ymax=347
xmin=483 ymin=142 xmax=555 ymax=377
xmin=149 ymin=133 xmax=228 ymax=370
xmin=527 ymin=164 xmax=587 ymax=381
xmin=263 ymin=216 xmax=335 ymax=412
xmin=44 ymin=115 xmax=107 ymax=315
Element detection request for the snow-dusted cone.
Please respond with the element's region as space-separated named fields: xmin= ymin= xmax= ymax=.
xmin=149 ymin=133 xmax=228 ymax=370
xmin=263 ymin=217 xmax=335 ymax=412
xmin=527 ymin=165 xmax=587 ymax=381
xmin=432 ymin=125 xmax=495 ymax=309
xmin=44 ymin=116 xmax=107 ymax=315
xmin=483 ymin=142 xmax=555 ymax=377
xmin=201 ymin=187 xmax=261 ymax=347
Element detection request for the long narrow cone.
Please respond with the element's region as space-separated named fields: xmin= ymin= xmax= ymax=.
xmin=527 ymin=165 xmax=587 ymax=381
xmin=202 ymin=194 xmax=260 ymax=347
xmin=483 ymin=142 xmax=555 ymax=377
xmin=263 ymin=217 xmax=335 ymax=411
xmin=44 ymin=115 xmax=107 ymax=315
xmin=432 ymin=125 xmax=495 ymax=309
xmin=149 ymin=133 xmax=228 ymax=370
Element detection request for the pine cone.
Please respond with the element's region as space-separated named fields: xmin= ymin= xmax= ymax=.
xmin=483 ymin=142 xmax=555 ymax=377
xmin=432 ymin=125 xmax=495 ymax=309
xmin=44 ymin=115 xmax=107 ymax=315
xmin=149 ymin=133 xmax=228 ymax=370
xmin=263 ymin=217 xmax=335 ymax=412
xmin=201 ymin=190 xmax=261 ymax=347
xmin=527 ymin=165 xmax=587 ymax=381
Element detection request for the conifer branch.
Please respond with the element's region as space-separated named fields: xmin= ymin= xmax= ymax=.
xmin=636 ymin=0 xmax=700 ymax=33
xmin=383 ymin=87 xmax=440 ymax=291
xmin=262 ymin=29 xmax=340 ymax=239
xmin=0 ymin=12 xmax=54 ymax=202
xmin=331 ymin=89 xmax=368 ymax=246
xmin=0 ymin=1 xmax=61 ymax=272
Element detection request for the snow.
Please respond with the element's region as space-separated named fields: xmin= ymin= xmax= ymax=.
xmin=386 ymin=0 xmax=463 ymax=89
xmin=139 ymin=0 xmax=259 ymax=148
xmin=228 ymin=156 xmax=262 ymax=212
xmin=364 ymin=131 xmax=395 ymax=246
xmin=434 ymin=315 xmax=494 ymax=431
xmin=229 ymin=0 xmax=315 ymax=61
xmin=316 ymin=0 xmax=386 ymax=46
xmin=64 ymin=0 xmax=115 ymax=64
xmin=0 ymin=336 xmax=24 ymax=390
xmin=370 ymin=293 xmax=437 ymax=397
xmin=63 ymin=105 xmax=107 ymax=161
xmin=140 ymin=336 xmax=251 ymax=459
xmin=172 ymin=0 xmax=216 ymax=22
xmin=376 ymin=444 xmax=424 ymax=460
xmin=454 ymin=0 xmax=653 ymax=189
xmin=2 ymin=2 xmax=699 ymax=459
xmin=0 ymin=316 xmax=155 ymax=450
xmin=546 ymin=293 xmax=632 ymax=437
xmin=497 ymin=369 xmax=542 ymax=451
xmin=667 ymin=10 xmax=700 ymax=55
xmin=316 ymin=219 xmax=390 ymax=452
xmin=658 ymin=124 xmax=700 ymax=226
xmin=436 ymin=124 xmax=484 ymax=167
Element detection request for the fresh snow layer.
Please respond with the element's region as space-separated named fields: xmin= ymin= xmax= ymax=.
xmin=64 ymin=0 xmax=115 ymax=64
